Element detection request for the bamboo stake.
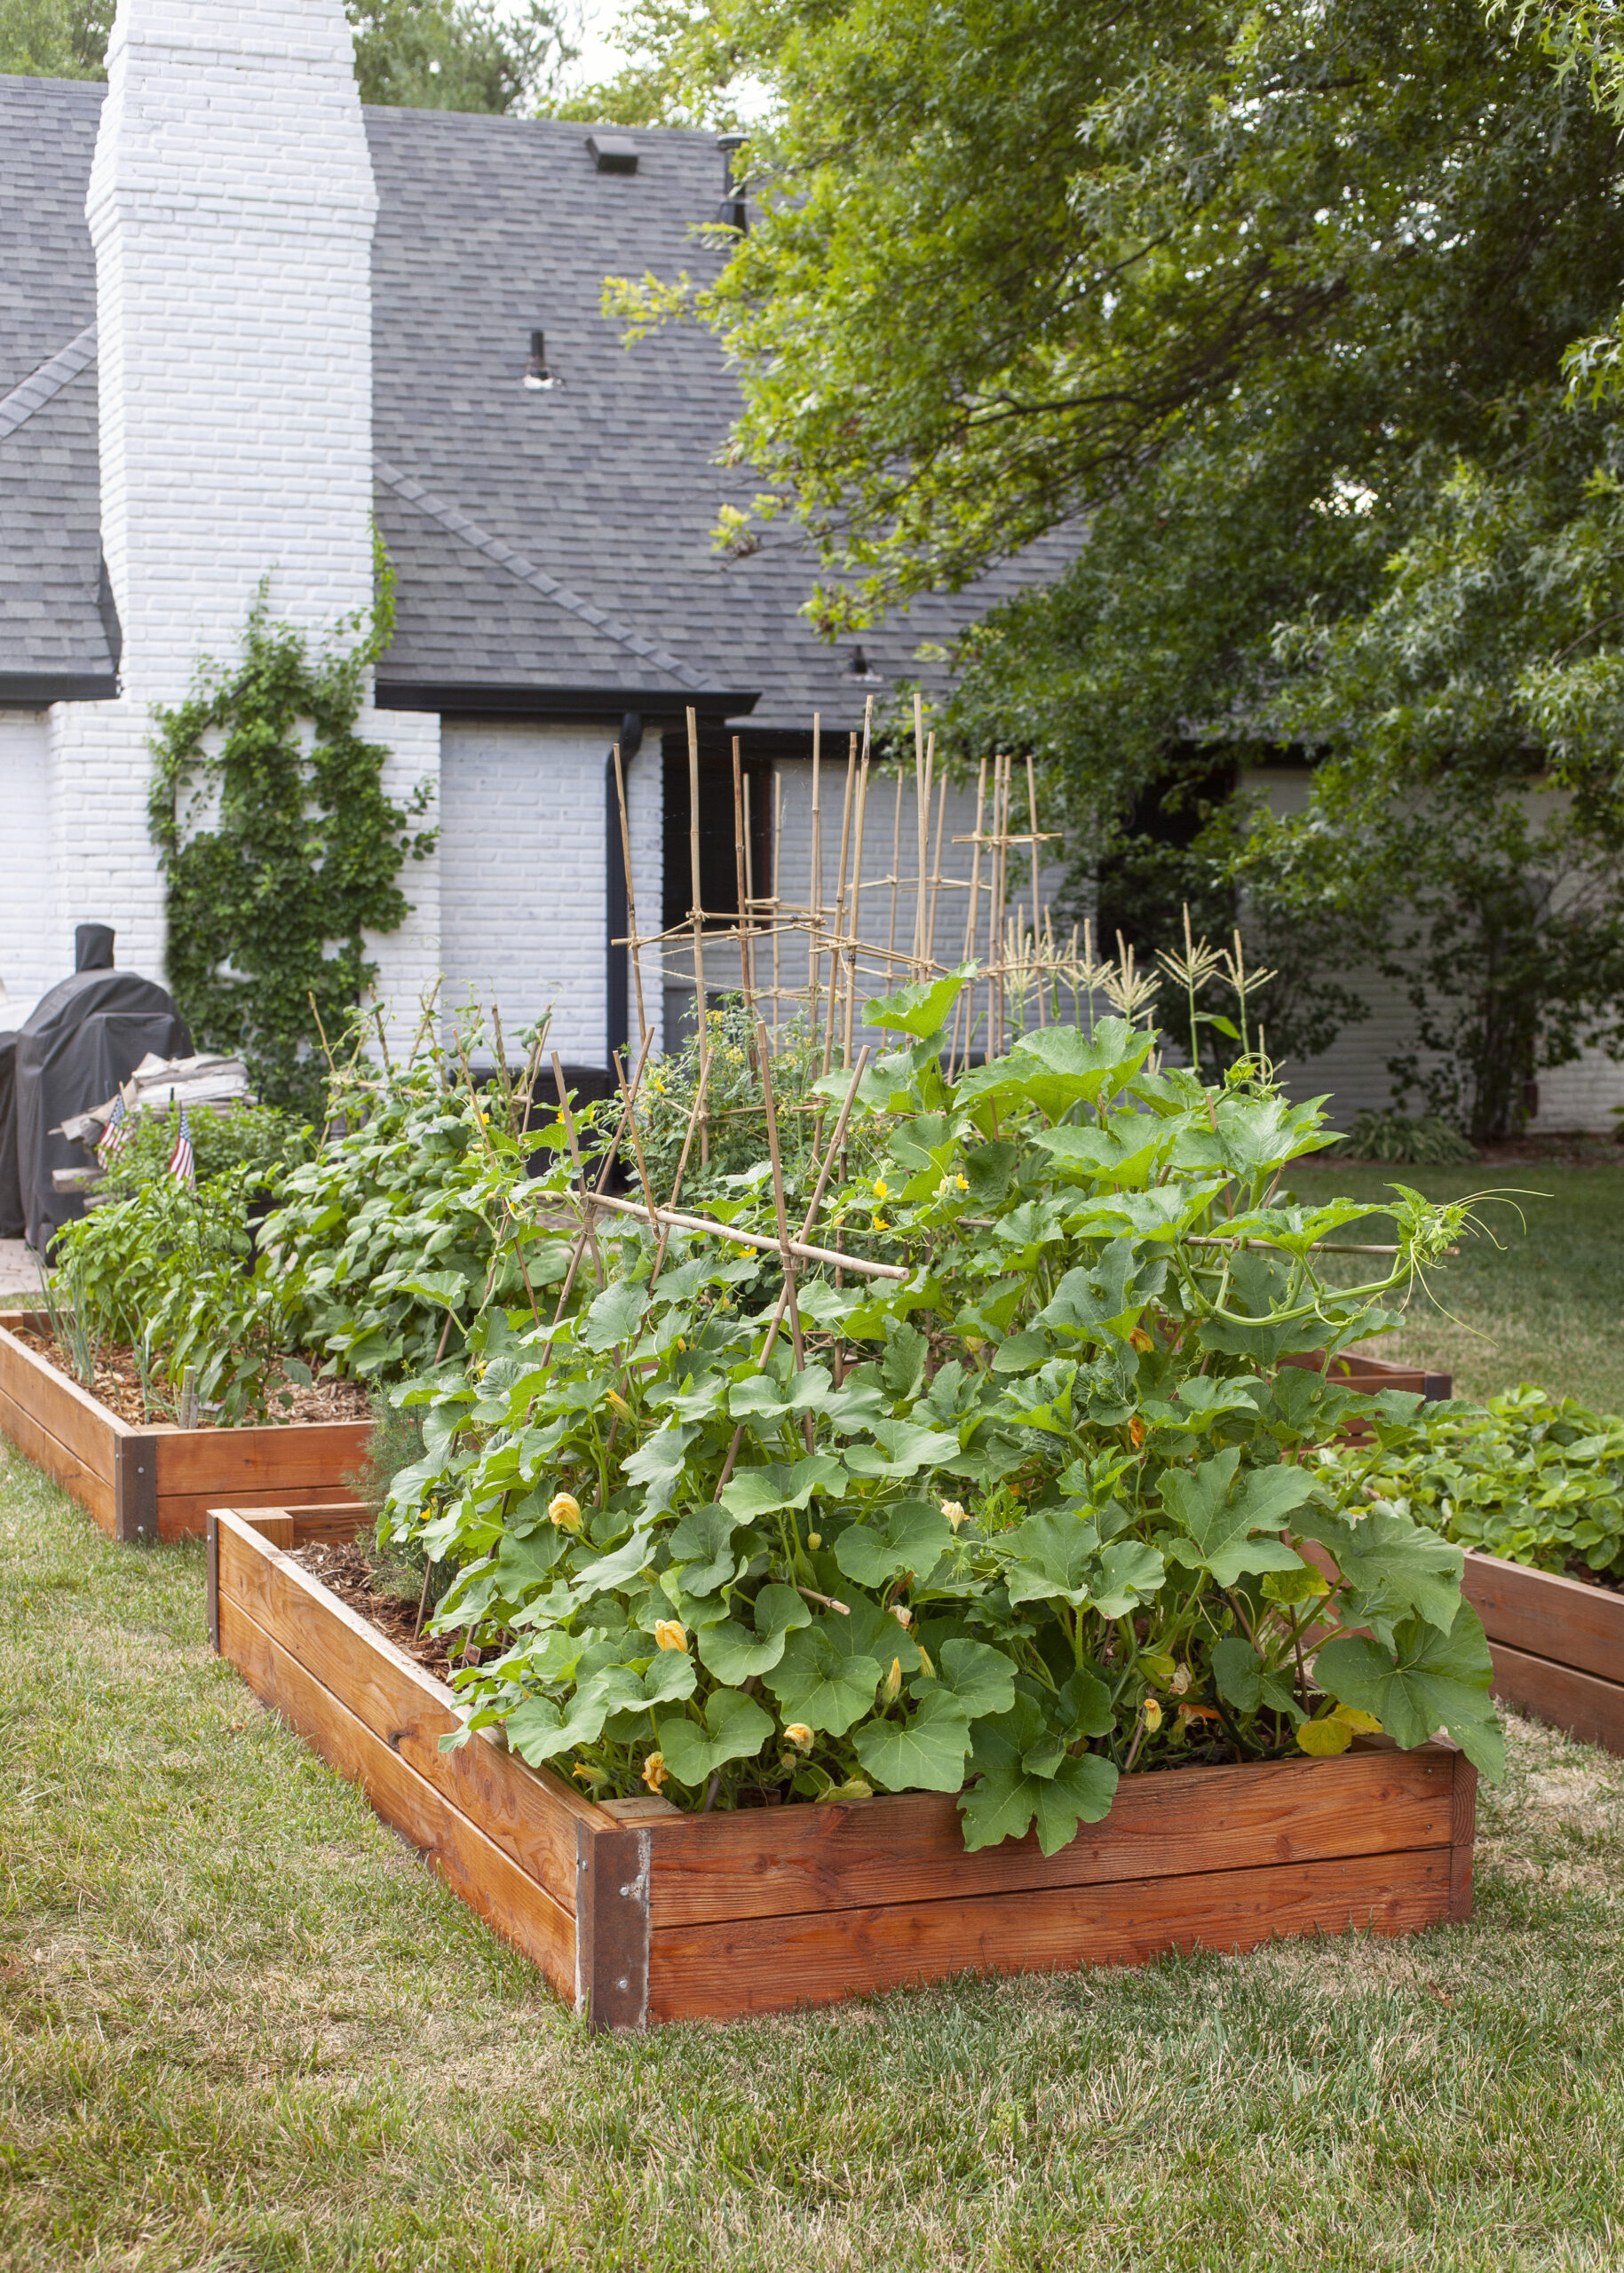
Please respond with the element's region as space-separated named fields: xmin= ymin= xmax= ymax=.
xmin=772 ymin=770 xmax=783 ymax=1042
xmin=732 ymin=738 xmax=754 ymax=1014
xmin=579 ymin=1191 xmax=907 ymax=1280
xmin=925 ymin=764 xmax=947 ymax=976
xmin=915 ymin=715 xmax=933 ymax=975
xmin=842 ymin=704 xmax=873 ymax=1070
xmin=686 ymin=707 xmax=709 ymax=1163
xmin=822 ymin=733 xmax=858 ymax=1075
xmin=551 ymin=1051 xmax=606 ymax=1287
xmin=887 ymin=764 xmax=904 ymax=964
xmin=950 ymin=756 xmax=987 ymax=1078
xmin=612 ymin=743 xmax=650 ymax=1063
xmin=612 ymin=1050 xmax=660 ymax=1234
xmin=809 ymin=715 xmax=823 ymax=1051
xmin=714 ymin=1046 xmax=871 ymax=1491
xmin=755 ymin=1018 xmax=809 ymax=1398
xmin=1026 ymin=752 xmax=1047 ymax=1027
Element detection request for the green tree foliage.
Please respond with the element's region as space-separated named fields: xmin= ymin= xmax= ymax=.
xmin=0 ymin=0 xmax=574 ymax=110
xmin=605 ymin=0 xmax=1624 ymax=1137
xmin=0 ymin=0 xmax=109 ymax=77
xmin=147 ymin=586 xmax=436 ymax=1117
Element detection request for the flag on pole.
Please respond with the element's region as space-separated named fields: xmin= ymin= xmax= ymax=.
xmin=168 ymin=1102 xmax=195 ymax=1188
xmin=97 ymin=1092 xmax=131 ymax=1163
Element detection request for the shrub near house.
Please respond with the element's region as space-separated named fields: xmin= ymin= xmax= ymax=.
xmin=385 ymin=976 xmax=1502 ymax=1849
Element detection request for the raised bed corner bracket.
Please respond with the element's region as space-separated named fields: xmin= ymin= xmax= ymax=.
xmin=115 ymin=1433 xmax=158 ymax=1543
xmin=576 ymin=1819 xmax=652 ymax=2032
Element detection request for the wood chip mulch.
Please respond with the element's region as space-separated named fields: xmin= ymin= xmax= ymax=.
xmin=291 ymin=1538 xmax=458 ymax=1684
xmin=12 ymin=1322 xmax=372 ymax=1430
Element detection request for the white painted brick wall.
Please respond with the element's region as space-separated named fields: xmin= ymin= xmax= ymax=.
xmin=46 ymin=0 xmax=441 ymax=1034
xmin=0 ymin=711 xmax=55 ymax=1015
xmin=440 ymin=722 xmax=661 ymax=1069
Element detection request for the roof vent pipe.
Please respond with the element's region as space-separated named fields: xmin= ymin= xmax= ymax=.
xmin=524 ymin=330 xmax=558 ymax=392
xmin=717 ymin=133 xmax=748 ymax=233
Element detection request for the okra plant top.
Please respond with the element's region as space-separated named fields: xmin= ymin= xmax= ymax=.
xmin=385 ymin=975 xmax=1501 ymax=1853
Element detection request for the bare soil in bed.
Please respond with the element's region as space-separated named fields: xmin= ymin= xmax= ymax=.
xmin=11 ymin=1322 xmax=373 ymax=1430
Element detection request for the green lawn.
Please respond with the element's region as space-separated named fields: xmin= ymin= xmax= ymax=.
xmin=4 ymin=1456 xmax=1624 ymax=2270
xmin=1291 ymin=1161 xmax=1624 ymax=1412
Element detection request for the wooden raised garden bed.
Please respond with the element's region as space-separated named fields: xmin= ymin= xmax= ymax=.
xmin=208 ymin=1503 xmax=1478 ymax=2031
xmin=1462 ymin=1551 xmax=1624 ymax=1755
xmin=0 ymin=1314 xmax=370 ymax=1543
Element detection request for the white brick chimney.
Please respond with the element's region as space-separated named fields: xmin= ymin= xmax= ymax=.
xmin=49 ymin=0 xmax=439 ymax=1021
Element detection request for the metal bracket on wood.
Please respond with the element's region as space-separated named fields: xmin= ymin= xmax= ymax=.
xmin=1448 ymin=1747 xmax=1477 ymax=1922
xmin=115 ymin=1432 xmax=158 ymax=1544
xmin=574 ymin=1818 xmax=651 ymax=2031
xmin=205 ymin=1511 xmax=221 ymax=1653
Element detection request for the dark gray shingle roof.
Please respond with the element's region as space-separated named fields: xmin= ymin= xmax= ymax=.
xmin=0 ymin=81 xmax=1059 ymax=725
xmin=0 ymin=78 xmax=115 ymax=695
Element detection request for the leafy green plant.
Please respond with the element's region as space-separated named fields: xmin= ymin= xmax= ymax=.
xmin=147 ymin=577 xmax=436 ymax=1118
xmin=1328 ymin=1110 xmax=1478 ymax=1165
xmin=1319 ymin=1382 xmax=1624 ymax=1583
xmin=264 ymin=1010 xmax=565 ymax=1382
xmin=99 ymin=1102 xmax=306 ymax=1200
xmin=384 ymin=975 xmax=1501 ymax=1852
xmin=50 ymin=1168 xmax=291 ymax=1426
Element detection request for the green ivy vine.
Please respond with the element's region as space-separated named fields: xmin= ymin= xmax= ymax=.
xmin=147 ymin=561 xmax=436 ymax=1116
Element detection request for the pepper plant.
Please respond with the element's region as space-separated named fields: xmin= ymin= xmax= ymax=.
xmin=384 ymin=973 xmax=1503 ymax=1852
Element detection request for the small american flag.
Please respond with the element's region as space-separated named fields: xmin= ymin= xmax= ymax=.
xmin=97 ymin=1092 xmax=131 ymax=1162
xmin=168 ymin=1101 xmax=195 ymax=1188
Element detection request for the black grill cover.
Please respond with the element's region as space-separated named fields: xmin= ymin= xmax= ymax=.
xmin=12 ymin=970 xmax=191 ymax=1253
xmin=0 ymin=1034 xmax=20 ymax=1240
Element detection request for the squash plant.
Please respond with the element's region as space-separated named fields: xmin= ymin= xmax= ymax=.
xmin=384 ymin=975 xmax=1503 ymax=1852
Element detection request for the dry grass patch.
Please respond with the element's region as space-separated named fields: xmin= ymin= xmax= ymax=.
xmin=3 ymin=1453 xmax=1624 ymax=2270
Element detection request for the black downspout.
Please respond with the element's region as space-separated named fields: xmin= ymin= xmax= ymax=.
xmin=606 ymin=712 xmax=643 ymax=1071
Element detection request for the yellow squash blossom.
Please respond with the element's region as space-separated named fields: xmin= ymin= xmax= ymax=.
xmin=642 ymin=1751 xmax=669 ymax=1793
xmin=548 ymin=1492 xmax=582 ymax=1532
xmin=652 ymin=1619 xmax=689 ymax=1653
xmin=783 ymin=1723 xmax=814 ymax=1752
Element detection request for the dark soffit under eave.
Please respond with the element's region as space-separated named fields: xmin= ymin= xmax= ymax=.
xmin=0 ymin=673 xmax=118 ymax=705
xmin=374 ymin=681 xmax=762 ymax=723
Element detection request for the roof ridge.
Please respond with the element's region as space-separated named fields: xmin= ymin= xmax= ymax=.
xmin=0 ymin=323 xmax=99 ymax=446
xmin=374 ymin=459 xmax=711 ymax=694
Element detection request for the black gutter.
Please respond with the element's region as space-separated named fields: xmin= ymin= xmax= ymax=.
xmin=375 ymin=681 xmax=759 ymax=722
xmin=606 ymin=713 xmax=644 ymax=1073
xmin=0 ymin=673 xmax=118 ymax=705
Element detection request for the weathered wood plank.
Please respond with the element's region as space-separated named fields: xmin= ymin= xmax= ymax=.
xmin=1464 ymin=1551 xmax=1624 ymax=1690
xmin=157 ymin=1485 xmax=366 ymax=1542
xmin=214 ymin=1511 xmax=597 ymax=1907
xmin=218 ymin=1588 xmax=578 ymax=2003
xmin=155 ymin=1421 xmax=372 ymax=1496
xmin=0 ymin=1378 xmax=116 ymax=1530
xmin=639 ymin=1747 xmax=1457 ymax=1930
xmin=646 ymin=1845 xmax=1456 ymax=2023
xmin=1485 ymin=1638 xmax=1624 ymax=1756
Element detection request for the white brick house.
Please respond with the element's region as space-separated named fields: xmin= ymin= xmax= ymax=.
xmin=0 ymin=0 xmax=1058 ymax=1081
xmin=4 ymin=0 xmax=1621 ymax=1128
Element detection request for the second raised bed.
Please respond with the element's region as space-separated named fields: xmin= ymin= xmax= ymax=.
xmin=208 ymin=1504 xmax=1478 ymax=2030
xmin=1463 ymin=1550 xmax=1624 ymax=1754
xmin=0 ymin=1313 xmax=370 ymax=1542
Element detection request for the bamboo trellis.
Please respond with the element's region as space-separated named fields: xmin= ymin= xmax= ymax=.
xmin=613 ymin=704 xmax=1147 ymax=1104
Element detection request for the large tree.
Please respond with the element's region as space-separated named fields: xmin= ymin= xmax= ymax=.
xmin=0 ymin=0 xmax=575 ymax=110
xmin=603 ymin=0 xmax=1624 ymax=1134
